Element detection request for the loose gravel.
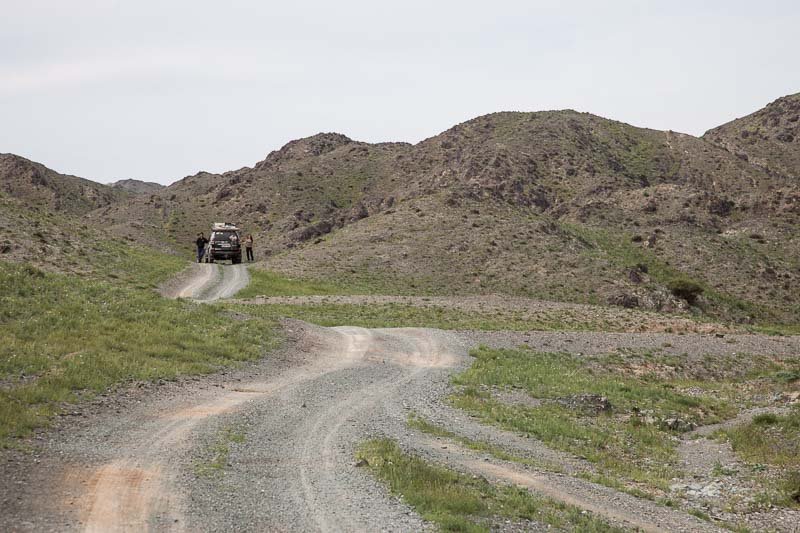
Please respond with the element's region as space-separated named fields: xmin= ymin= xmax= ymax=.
xmin=3 ymin=264 xmax=799 ymax=532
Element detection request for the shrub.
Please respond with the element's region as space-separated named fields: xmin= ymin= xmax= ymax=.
xmin=667 ymin=278 xmax=704 ymax=305
xmin=753 ymin=413 xmax=779 ymax=425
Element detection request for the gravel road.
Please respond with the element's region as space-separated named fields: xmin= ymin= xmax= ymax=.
xmin=3 ymin=264 xmax=798 ymax=532
xmin=159 ymin=263 xmax=249 ymax=301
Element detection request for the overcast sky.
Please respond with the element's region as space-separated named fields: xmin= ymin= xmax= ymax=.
xmin=2 ymin=1 xmax=799 ymax=185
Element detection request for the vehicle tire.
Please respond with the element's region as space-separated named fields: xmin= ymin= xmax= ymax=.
xmin=232 ymin=254 xmax=241 ymax=265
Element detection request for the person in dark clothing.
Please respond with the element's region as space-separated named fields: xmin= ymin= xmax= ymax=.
xmin=196 ymin=233 xmax=208 ymax=262
xmin=244 ymin=234 xmax=254 ymax=262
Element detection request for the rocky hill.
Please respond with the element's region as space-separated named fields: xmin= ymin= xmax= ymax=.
xmin=704 ymin=92 xmax=800 ymax=178
xmin=111 ymin=179 xmax=165 ymax=195
xmin=84 ymin=104 xmax=800 ymax=324
xmin=2 ymin=95 xmax=799 ymax=324
xmin=0 ymin=154 xmax=128 ymax=216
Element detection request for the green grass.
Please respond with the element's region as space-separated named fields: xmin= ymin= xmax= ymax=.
xmin=195 ymin=424 xmax=247 ymax=477
xmin=235 ymin=268 xmax=355 ymax=298
xmin=406 ymin=413 xmax=561 ymax=472
xmin=577 ymin=472 xmax=653 ymax=501
xmin=688 ymin=508 xmax=711 ymax=522
xmin=557 ymin=222 xmax=776 ymax=323
xmin=725 ymin=409 xmax=800 ymax=466
xmin=407 ymin=413 xmax=661 ymax=503
xmin=0 ymin=259 xmax=277 ymax=447
xmin=228 ymin=302 xmax=601 ymax=330
xmin=87 ymin=238 xmax=188 ymax=287
xmin=725 ymin=410 xmax=800 ymax=466
xmin=357 ymin=438 xmax=623 ymax=532
xmin=723 ymin=408 xmax=800 ymax=508
xmin=747 ymin=323 xmax=800 ymax=336
xmin=225 ymin=301 xmax=659 ymax=332
xmin=238 ymin=266 xmax=457 ymax=298
xmin=449 ymin=346 xmax=736 ymax=491
xmin=455 ymin=346 xmax=735 ymax=424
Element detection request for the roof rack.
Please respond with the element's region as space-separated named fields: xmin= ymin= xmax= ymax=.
xmin=212 ymin=222 xmax=239 ymax=230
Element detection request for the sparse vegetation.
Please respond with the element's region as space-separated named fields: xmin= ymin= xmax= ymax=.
xmin=194 ymin=424 xmax=247 ymax=477
xmin=0 ymin=259 xmax=277 ymax=447
xmin=356 ymin=438 xmax=623 ymax=532
xmin=723 ymin=408 xmax=800 ymax=508
xmin=236 ymin=268 xmax=363 ymax=298
xmin=449 ymin=346 xmax=737 ymax=491
xmin=6 ymin=98 xmax=800 ymax=328
xmin=407 ymin=413 xmax=561 ymax=471
xmin=557 ymin=222 xmax=777 ymax=323
xmin=227 ymin=301 xmax=617 ymax=331
xmin=225 ymin=298 xmax=717 ymax=333
xmin=666 ymin=278 xmax=704 ymax=305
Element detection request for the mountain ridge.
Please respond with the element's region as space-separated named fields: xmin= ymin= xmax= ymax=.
xmin=111 ymin=178 xmax=165 ymax=195
xmin=2 ymin=94 xmax=799 ymax=323
xmin=0 ymin=153 xmax=128 ymax=216
xmin=703 ymin=93 xmax=800 ymax=179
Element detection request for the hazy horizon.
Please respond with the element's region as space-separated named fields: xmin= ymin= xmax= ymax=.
xmin=2 ymin=1 xmax=799 ymax=185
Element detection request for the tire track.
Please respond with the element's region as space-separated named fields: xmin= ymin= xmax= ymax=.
xmin=76 ymin=327 xmax=368 ymax=532
xmin=11 ymin=262 xmax=793 ymax=531
xmin=163 ymin=263 xmax=249 ymax=301
xmin=408 ymin=437 xmax=724 ymax=533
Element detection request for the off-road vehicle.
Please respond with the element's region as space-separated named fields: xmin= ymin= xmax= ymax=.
xmin=205 ymin=222 xmax=242 ymax=264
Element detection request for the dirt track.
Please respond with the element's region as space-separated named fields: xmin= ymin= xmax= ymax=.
xmin=159 ymin=263 xmax=249 ymax=301
xmin=4 ymin=264 xmax=798 ymax=531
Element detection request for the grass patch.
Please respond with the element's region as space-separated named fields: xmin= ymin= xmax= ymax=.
xmin=688 ymin=508 xmax=711 ymax=521
xmin=236 ymin=268 xmax=355 ymax=298
xmin=407 ymin=414 xmax=561 ymax=472
xmin=87 ymin=238 xmax=188 ymax=287
xmin=449 ymin=346 xmax=736 ymax=491
xmin=225 ymin=301 xmax=665 ymax=332
xmin=0 ymin=260 xmax=277 ymax=447
xmin=228 ymin=302 xmax=596 ymax=330
xmin=557 ymin=222 xmax=775 ymax=323
xmin=577 ymin=471 xmax=653 ymax=501
xmin=725 ymin=409 xmax=800 ymax=466
xmin=723 ymin=408 xmax=800 ymax=508
xmin=747 ymin=323 xmax=800 ymax=336
xmin=357 ymin=438 xmax=623 ymax=532
xmin=194 ymin=424 xmax=247 ymax=477
xmin=238 ymin=267 xmax=440 ymax=298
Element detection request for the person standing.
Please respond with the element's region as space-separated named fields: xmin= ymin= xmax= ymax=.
xmin=244 ymin=234 xmax=254 ymax=262
xmin=196 ymin=232 xmax=208 ymax=263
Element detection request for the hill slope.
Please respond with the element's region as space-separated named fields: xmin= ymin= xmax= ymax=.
xmin=86 ymin=108 xmax=800 ymax=324
xmin=2 ymin=97 xmax=798 ymax=324
xmin=703 ymin=92 xmax=800 ymax=178
xmin=0 ymin=154 xmax=128 ymax=216
xmin=111 ymin=179 xmax=165 ymax=195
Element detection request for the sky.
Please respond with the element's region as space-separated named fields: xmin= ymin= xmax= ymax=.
xmin=2 ymin=1 xmax=799 ymax=185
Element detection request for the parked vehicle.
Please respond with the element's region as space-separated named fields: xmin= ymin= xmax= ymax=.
xmin=205 ymin=223 xmax=242 ymax=264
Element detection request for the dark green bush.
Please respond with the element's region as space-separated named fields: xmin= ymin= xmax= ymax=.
xmin=753 ymin=413 xmax=779 ymax=425
xmin=667 ymin=278 xmax=704 ymax=305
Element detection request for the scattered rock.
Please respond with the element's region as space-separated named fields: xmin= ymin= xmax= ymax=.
xmin=609 ymin=293 xmax=639 ymax=309
xmin=555 ymin=394 xmax=612 ymax=414
xmin=661 ymin=417 xmax=696 ymax=432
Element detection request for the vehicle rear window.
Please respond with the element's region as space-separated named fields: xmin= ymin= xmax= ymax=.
xmin=211 ymin=231 xmax=238 ymax=242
